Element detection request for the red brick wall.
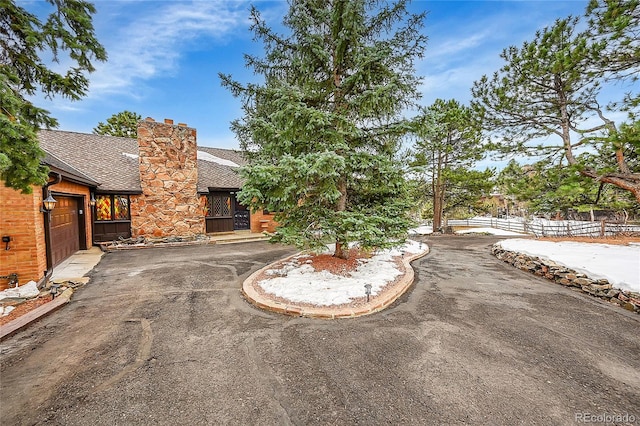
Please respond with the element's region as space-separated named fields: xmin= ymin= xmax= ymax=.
xmin=49 ymin=180 xmax=92 ymax=249
xmin=0 ymin=180 xmax=93 ymax=290
xmin=0 ymin=183 xmax=46 ymax=290
xmin=250 ymin=210 xmax=277 ymax=233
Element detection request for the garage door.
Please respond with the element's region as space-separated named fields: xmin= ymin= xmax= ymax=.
xmin=50 ymin=196 xmax=80 ymax=267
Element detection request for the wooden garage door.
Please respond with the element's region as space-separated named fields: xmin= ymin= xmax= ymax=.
xmin=50 ymin=196 xmax=80 ymax=267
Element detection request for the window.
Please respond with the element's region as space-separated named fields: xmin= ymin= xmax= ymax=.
xmin=95 ymin=194 xmax=130 ymax=221
xmin=205 ymin=194 xmax=231 ymax=217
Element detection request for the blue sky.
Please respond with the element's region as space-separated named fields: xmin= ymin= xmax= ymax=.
xmin=29 ymin=0 xmax=622 ymax=166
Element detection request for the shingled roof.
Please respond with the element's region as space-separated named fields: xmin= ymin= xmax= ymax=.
xmin=196 ymin=146 xmax=245 ymax=191
xmin=38 ymin=130 xmax=141 ymax=192
xmin=43 ymin=151 xmax=99 ymax=186
xmin=37 ymin=129 xmax=246 ymax=193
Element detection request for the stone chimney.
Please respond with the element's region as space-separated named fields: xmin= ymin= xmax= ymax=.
xmin=130 ymin=118 xmax=204 ymax=237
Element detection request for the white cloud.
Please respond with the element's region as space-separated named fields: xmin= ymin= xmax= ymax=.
xmin=426 ymin=31 xmax=492 ymax=64
xmin=87 ymin=1 xmax=250 ymax=98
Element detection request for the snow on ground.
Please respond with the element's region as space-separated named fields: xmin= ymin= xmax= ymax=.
xmin=498 ymin=239 xmax=640 ymax=293
xmin=409 ymin=225 xmax=433 ymax=235
xmin=456 ymin=227 xmax=526 ymax=236
xmin=0 ymin=281 xmax=39 ymax=300
xmin=0 ymin=281 xmax=40 ymax=316
xmin=256 ymin=227 xmax=639 ymax=307
xmin=258 ymin=240 xmax=428 ymax=306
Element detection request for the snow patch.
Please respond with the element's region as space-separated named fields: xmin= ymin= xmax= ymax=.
xmin=122 ymin=152 xmax=138 ymax=159
xmin=1 ymin=306 xmax=15 ymax=317
xmin=197 ymin=151 xmax=239 ymax=167
xmin=497 ymin=239 xmax=640 ymax=293
xmin=457 ymin=227 xmax=526 ymax=236
xmin=257 ymin=240 xmax=428 ymax=306
xmin=409 ymin=225 xmax=433 ymax=235
xmin=0 ymin=280 xmax=40 ymax=300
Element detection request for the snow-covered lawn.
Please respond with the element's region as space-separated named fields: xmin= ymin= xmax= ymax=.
xmin=461 ymin=226 xmax=639 ymax=292
xmin=456 ymin=227 xmax=526 ymax=236
xmin=257 ymin=240 xmax=428 ymax=306
xmin=497 ymin=239 xmax=640 ymax=293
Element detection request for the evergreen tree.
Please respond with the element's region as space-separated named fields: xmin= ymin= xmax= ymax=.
xmin=0 ymin=0 xmax=107 ymax=193
xmin=220 ymin=0 xmax=426 ymax=258
xmin=93 ymin=111 xmax=141 ymax=138
xmin=471 ymin=16 xmax=640 ymax=203
xmin=497 ymin=159 xmax=638 ymax=216
xmin=411 ymin=99 xmax=491 ymax=231
xmin=586 ymin=0 xmax=639 ymax=85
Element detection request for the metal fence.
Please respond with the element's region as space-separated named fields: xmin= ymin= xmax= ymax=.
xmin=446 ymin=217 xmax=640 ymax=237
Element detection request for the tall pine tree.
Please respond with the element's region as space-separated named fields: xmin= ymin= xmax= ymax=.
xmin=471 ymin=16 xmax=640 ymax=202
xmin=1 ymin=0 xmax=107 ymax=193
xmin=411 ymin=99 xmax=491 ymax=232
xmin=220 ymin=0 xmax=426 ymax=259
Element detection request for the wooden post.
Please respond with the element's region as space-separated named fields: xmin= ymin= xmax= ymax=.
xmin=600 ymin=220 xmax=605 ymax=237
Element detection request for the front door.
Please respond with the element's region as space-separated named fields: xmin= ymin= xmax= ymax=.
xmin=233 ymin=197 xmax=250 ymax=230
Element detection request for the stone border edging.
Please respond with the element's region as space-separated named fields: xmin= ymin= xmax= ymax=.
xmin=0 ymin=288 xmax=74 ymax=341
xmin=492 ymin=244 xmax=640 ymax=314
xmin=101 ymin=240 xmax=213 ymax=252
xmin=241 ymin=245 xmax=429 ymax=319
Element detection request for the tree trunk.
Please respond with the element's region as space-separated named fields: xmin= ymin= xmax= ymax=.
xmin=433 ymin=191 xmax=442 ymax=232
xmin=334 ymin=177 xmax=349 ymax=259
xmin=556 ymin=79 xmax=640 ymax=203
xmin=432 ymin=152 xmax=444 ymax=232
xmin=579 ymin=168 xmax=640 ymax=203
xmin=334 ymin=241 xmax=348 ymax=259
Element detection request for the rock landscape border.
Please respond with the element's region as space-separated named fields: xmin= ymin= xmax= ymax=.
xmin=492 ymin=244 xmax=640 ymax=313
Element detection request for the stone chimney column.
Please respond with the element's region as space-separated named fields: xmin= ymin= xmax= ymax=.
xmin=130 ymin=118 xmax=204 ymax=237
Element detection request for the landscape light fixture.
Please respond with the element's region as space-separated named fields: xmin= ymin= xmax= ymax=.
xmin=42 ymin=191 xmax=57 ymax=212
xmin=364 ymin=283 xmax=372 ymax=302
xmin=50 ymin=284 xmax=60 ymax=300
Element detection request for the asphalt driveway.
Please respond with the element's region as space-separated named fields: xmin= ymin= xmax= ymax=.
xmin=1 ymin=236 xmax=639 ymax=425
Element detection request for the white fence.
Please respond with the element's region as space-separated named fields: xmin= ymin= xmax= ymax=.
xmin=446 ymin=217 xmax=640 ymax=237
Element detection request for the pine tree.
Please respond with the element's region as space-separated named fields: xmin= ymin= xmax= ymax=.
xmin=411 ymin=99 xmax=491 ymax=231
xmin=497 ymin=159 xmax=638 ymax=216
xmin=471 ymin=16 xmax=640 ymax=203
xmin=0 ymin=0 xmax=107 ymax=193
xmin=220 ymin=0 xmax=426 ymax=258
xmin=93 ymin=111 xmax=142 ymax=138
xmin=586 ymin=0 xmax=639 ymax=84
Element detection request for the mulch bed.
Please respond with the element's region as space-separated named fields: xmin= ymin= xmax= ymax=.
xmin=0 ymin=296 xmax=52 ymax=327
xmin=307 ymin=248 xmax=372 ymax=276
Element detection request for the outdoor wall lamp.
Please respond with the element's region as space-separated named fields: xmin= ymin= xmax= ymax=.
xmin=1 ymin=273 xmax=18 ymax=288
xmin=89 ymin=193 xmax=96 ymax=207
xmin=41 ymin=191 xmax=57 ymax=212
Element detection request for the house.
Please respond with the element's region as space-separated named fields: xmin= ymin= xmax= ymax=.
xmin=0 ymin=118 xmax=276 ymax=290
